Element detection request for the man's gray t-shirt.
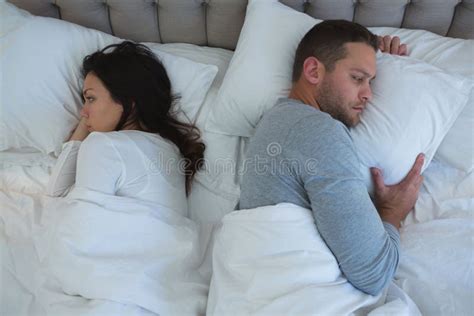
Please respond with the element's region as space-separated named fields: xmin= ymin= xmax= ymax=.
xmin=239 ymin=97 xmax=400 ymax=296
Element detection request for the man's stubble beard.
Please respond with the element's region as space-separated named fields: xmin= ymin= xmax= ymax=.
xmin=316 ymin=79 xmax=359 ymax=128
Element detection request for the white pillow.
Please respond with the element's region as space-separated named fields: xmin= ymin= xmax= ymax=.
xmin=0 ymin=4 xmax=118 ymax=155
xmin=205 ymin=0 xmax=319 ymax=137
xmin=368 ymin=26 xmax=474 ymax=172
xmin=145 ymin=44 xmax=218 ymax=123
xmin=0 ymin=0 xmax=31 ymax=36
xmin=205 ymin=0 xmax=472 ymax=189
xmin=353 ymin=53 xmax=471 ymax=190
xmin=0 ymin=2 xmax=217 ymax=155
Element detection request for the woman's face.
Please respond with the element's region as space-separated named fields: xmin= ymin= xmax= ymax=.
xmin=80 ymin=72 xmax=123 ymax=132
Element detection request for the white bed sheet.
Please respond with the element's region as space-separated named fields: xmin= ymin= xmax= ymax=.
xmin=1 ymin=43 xmax=473 ymax=316
xmin=397 ymin=159 xmax=473 ymax=315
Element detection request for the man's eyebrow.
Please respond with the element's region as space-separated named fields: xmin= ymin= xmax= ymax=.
xmin=350 ymin=68 xmax=376 ymax=79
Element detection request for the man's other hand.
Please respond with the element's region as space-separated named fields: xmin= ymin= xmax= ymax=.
xmin=370 ymin=153 xmax=425 ymax=229
xmin=378 ymin=35 xmax=408 ymax=56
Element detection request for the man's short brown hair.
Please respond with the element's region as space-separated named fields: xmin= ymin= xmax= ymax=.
xmin=292 ymin=20 xmax=378 ymax=82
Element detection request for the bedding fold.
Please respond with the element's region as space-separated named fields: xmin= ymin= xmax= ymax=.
xmin=207 ymin=203 xmax=420 ymax=316
xmin=34 ymin=187 xmax=208 ymax=316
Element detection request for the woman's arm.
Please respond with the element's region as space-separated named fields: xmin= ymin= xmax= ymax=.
xmin=69 ymin=117 xmax=90 ymax=141
xmin=47 ymin=118 xmax=90 ymax=196
xmin=46 ymin=140 xmax=81 ymax=197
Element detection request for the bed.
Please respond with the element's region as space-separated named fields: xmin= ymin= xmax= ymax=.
xmin=1 ymin=0 xmax=473 ymax=315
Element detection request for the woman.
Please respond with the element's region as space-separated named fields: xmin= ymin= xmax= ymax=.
xmin=47 ymin=41 xmax=205 ymax=209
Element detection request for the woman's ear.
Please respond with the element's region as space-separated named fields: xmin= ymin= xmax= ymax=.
xmin=302 ymin=56 xmax=324 ymax=85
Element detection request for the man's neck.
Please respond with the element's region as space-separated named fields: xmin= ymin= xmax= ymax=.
xmin=288 ymin=86 xmax=321 ymax=111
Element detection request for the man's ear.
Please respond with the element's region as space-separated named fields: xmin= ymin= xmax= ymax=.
xmin=302 ymin=56 xmax=323 ymax=85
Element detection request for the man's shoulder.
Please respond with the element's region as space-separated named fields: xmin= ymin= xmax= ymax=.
xmin=301 ymin=113 xmax=348 ymax=136
xmin=282 ymin=106 xmax=350 ymax=143
xmin=268 ymin=97 xmax=319 ymax=117
xmin=250 ymin=98 xmax=354 ymax=156
xmin=262 ymin=98 xmax=337 ymax=131
xmin=281 ymin=107 xmax=355 ymax=160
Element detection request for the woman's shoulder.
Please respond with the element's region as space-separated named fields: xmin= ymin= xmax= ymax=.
xmin=78 ymin=131 xmax=117 ymax=151
xmin=83 ymin=131 xmax=140 ymax=148
xmin=117 ymin=130 xmax=181 ymax=154
xmin=82 ymin=131 xmax=182 ymax=160
xmin=76 ymin=132 xmax=124 ymax=173
xmin=79 ymin=132 xmax=120 ymax=157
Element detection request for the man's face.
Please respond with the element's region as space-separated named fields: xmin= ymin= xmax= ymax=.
xmin=315 ymin=42 xmax=376 ymax=128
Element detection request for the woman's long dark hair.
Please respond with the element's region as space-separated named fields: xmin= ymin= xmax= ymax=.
xmin=82 ymin=41 xmax=205 ymax=195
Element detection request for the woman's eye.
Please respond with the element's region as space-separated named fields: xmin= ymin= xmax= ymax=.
xmin=86 ymin=97 xmax=94 ymax=102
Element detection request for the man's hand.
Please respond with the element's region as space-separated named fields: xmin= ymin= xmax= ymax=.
xmin=69 ymin=117 xmax=90 ymax=141
xmin=378 ymin=35 xmax=408 ymax=56
xmin=370 ymin=153 xmax=425 ymax=229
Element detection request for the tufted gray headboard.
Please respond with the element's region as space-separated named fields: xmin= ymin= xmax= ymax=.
xmin=8 ymin=0 xmax=474 ymax=50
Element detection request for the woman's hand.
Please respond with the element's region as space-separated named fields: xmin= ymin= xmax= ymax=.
xmin=69 ymin=117 xmax=90 ymax=141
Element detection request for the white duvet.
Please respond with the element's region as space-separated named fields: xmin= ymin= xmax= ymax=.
xmin=206 ymin=159 xmax=474 ymax=316
xmin=37 ymin=187 xmax=207 ymax=316
xmin=207 ymin=203 xmax=420 ymax=316
xmin=0 ymin=167 xmax=208 ymax=316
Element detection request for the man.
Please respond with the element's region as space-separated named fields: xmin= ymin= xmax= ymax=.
xmin=239 ymin=20 xmax=424 ymax=296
